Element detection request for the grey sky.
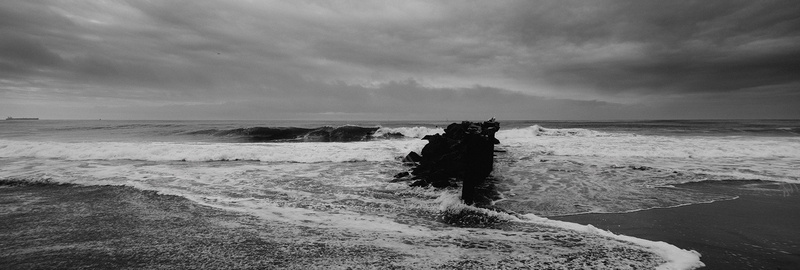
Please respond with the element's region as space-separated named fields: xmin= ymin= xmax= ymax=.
xmin=1 ymin=0 xmax=798 ymax=120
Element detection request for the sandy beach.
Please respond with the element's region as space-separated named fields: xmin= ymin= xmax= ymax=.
xmin=1 ymin=180 xmax=679 ymax=269
xmin=0 ymin=181 xmax=406 ymax=269
xmin=554 ymin=180 xmax=800 ymax=270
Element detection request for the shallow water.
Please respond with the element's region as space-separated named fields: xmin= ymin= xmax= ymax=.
xmin=554 ymin=180 xmax=800 ymax=270
xmin=2 ymin=119 xmax=798 ymax=268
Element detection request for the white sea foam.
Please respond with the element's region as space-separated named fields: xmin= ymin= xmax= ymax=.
xmin=521 ymin=214 xmax=705 ymax=270
xmin=434 ymin=192 xmax=517 ymax=220
xmin=493 ymin=126 xmax=800 ymax=184
xmin=0 ymin=139 xmax=427 ymax=163
xmin=0 ymin=139 xmax=705 ymax=269
xmin=432 ymin=192 xmax=703 ymax=269
xmin=497 ymin=126 xmax=800 ymax=159
xmin=373 ymin=126 xmax=443 ymax=138
xmin=3 ymin=121 xmax=796 ymax=269
xmin=498 ymin=125 xmax=628 ymax=138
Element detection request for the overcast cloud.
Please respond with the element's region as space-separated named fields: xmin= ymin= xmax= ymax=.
xmin=1 ymin=0 xmax=798 ymax=120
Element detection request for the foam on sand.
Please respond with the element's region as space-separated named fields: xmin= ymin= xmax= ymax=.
xmin=436 ymin=192 xmax=704 ymax=269
xmin=1 ymin=158 xmax=705 ymax=269
xmin=522 ymin=214 xmax=704 ymax=270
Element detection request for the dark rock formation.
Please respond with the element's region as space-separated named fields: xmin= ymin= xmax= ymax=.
xmin=395 ymin=119 xmax=500 ymax=205
xmin=402 ymin=151 xmax=422 ymax=165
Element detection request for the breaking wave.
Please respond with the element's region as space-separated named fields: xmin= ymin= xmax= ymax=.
xmin=183 ymin=126 xmax=382 ymax=142
xmin=497 ymin=125 xmax=632 ymax=139
xmin=373 ymin=126 xmax=443 ymax=139
xmin=496 ymin=125 xmax=800 ymax=159
xmin=0 ymin=139 xmax=426 ymax=163
xmin=182 ymin=125 xmax=445 ymax=142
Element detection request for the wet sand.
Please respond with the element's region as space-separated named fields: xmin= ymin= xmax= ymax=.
xmin=554 ymin=180 xmax=800 ymax=270
xmin=0 ymin=182 xmax=405 ymax=269
xmin=0 ymin=180 xmax=673 ymax=269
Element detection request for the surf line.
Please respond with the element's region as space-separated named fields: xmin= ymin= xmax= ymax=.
xmin=392 ymin=119 xmax=705 ymax=270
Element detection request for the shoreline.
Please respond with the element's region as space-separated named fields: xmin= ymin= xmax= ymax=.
xmin=0 ymin=183 xmax=406 ymax=269
xmin=1 ymin=180 xmax=685 ymax=269
xmin=552 ymin=180 xmax=800 ymax=270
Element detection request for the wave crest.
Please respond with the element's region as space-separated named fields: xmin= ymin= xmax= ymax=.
xmin=0 ymin=139 xmax=425 ymax=163
xmin=373 ymin=126 xmax=443 ymax=139
xmin=182 ymin=126 xmax=382 ymax=142
xmin=497 ymin=125 xmax=631 ymax=140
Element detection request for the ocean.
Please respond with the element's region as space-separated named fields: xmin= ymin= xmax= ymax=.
xmin=2 ymin=119 xmax=799 ymax=269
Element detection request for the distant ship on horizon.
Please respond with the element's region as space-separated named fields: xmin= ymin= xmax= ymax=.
xmin=5 ymin=117 xmax=39 ymax=120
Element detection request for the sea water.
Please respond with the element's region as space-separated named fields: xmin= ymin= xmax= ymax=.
xmin=2 ymin=119 xmax=799 ymax=269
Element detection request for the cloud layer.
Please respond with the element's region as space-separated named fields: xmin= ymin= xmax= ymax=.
xmin=1 ymin=0 xmax=798 ymax=120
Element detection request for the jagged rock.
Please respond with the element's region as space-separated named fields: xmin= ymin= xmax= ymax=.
xmin=399 ymin=119 xmax=501 ymax=205
xmin=392 ymin=171 xmax=410 ymax=179
xmin=402 ymin=151 xmax=422 ymax=164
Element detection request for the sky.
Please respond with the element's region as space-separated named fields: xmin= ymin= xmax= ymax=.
xmin=1 ymin=0 xmax=799 ymax=120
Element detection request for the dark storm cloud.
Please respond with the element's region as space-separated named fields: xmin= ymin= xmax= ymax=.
xmin=0 ymin=4 xmax=70 ymax=77
xmin=546 ymin=46 xmax=800 ymax=95
xmin=1 ymin=0 xmax=798 ymax=119
xmin=503 ymin=0 xmax=800 ymax=96
xmin=0 ymin=33 xmax=64 ymax=69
